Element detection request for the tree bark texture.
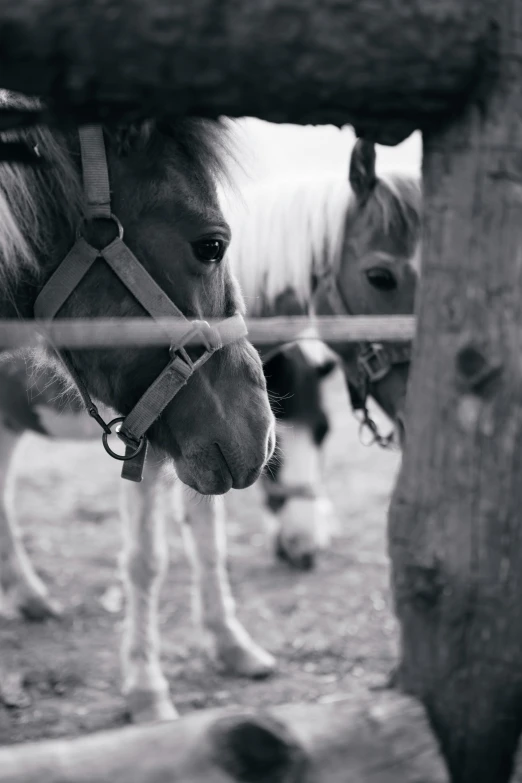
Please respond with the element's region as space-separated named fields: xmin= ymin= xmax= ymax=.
xmin=388 ymin=0 xmax=522 ymax=780
xmin=0 ymin=0 xmax=494 ymax=144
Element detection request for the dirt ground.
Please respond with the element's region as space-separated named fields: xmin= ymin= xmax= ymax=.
xmin=0 ymin=366 xmax=402 ymax=746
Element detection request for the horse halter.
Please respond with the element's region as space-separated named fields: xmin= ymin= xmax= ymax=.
xmin=313 ymin=273 xmax=411 ymax=449
xmin=33 ymin=124 xmax=248 ymax=482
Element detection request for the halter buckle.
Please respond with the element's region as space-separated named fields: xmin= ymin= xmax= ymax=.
xmin=357 ymin=343 xmax=391 ymax=383
xmin=168 ymin=320 xmax=221 ymax=371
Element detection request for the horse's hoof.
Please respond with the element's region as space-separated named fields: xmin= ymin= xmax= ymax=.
xmin=0 ymin=588 xmax=63 ymax=622
xmin=19 ymin=593 xmax=63 ymax=622
xmin=126 ymin=688 xmax=178 ymax=725
xmin=214 ymin=640 xmax=277 ymax=680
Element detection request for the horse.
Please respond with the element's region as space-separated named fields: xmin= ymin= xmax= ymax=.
xmin=0 ymin=90 xmax=276 ymax=722
xmin=0 ymin=131 xmax=420 ymax=724
xmin=221 ymin=137 xmax=420 ymax=566
xmin=109 ymin=136 xmax=420 ymax=721
xmin=261 ymin=334 xmax=339 ymax=570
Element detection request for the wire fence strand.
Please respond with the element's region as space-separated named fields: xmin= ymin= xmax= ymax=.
xmin=0 ymin=316 xmax=415 ymax=350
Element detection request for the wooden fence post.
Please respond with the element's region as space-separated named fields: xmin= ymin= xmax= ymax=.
xmin=388 ymin=1 xmax=522 ymax=779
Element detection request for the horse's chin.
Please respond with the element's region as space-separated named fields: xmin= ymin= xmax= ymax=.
xmin=174 ymin=450 xmax=234 ymax=496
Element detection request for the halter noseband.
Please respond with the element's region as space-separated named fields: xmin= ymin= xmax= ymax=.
xmin=313 ymin=273 xmax=411 ymax=449
xmin=33 ymin=125 xmax=247 ymax=482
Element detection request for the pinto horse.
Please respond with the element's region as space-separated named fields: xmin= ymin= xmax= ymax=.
xmin=0 ymin=131 xmax=420 ymax=723
xmin=0 ymin=91 xmax=276 ymax=722
xmin=218 ymin=138 xmax=420 ymax=566
xmin=261 ymin=333 xmax=339 ymax=570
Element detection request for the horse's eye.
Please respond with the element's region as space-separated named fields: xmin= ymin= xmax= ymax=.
xmin=365 ymin=267 xmax=397 ymax=291
xmin=192 ymin=239 xmax=225 ymax=264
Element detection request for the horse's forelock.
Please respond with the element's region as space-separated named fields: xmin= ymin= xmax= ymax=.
xmin=0 ymin=97 xmax=238 ymax=304
xmin=370 ymin=174 xmax=422 ymax=249
xmin=158 ymin=116 xmax=241 ymax=194
xmin=344 ymin=171 xmax=421 ymax=276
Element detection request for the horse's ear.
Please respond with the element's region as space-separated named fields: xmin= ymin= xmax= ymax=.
xmin=208 ymin=713 xmax=309 ymax=782
xmin=349 ymin=139 xmax=377 ymax=202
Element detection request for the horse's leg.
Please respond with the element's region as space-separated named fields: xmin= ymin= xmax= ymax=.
xmin=175 ymin=484 xmax=276 ymax=678
xmin=120 ymin=449 xmax=177 ymax=723
xmin=0 ymin=423 xmax=60 ymax=620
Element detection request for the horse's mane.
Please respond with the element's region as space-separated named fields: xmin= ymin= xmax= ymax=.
xmin=223 ymin=177 xmax=351 ymax=316
xmin=223 ymin=171 xmax=421 ymax=317
xmin=0 ymin=91 xmax=82 ymax=293
xmin=0 ymin=90 xmax=237 ymax=298
xmin=358 ymin=174 xmax=422 ymax=260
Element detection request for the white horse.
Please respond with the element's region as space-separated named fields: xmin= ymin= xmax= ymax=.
xmin=0 ymin=137 xmax=421 ymax=723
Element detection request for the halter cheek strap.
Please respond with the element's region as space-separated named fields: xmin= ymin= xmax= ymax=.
xmin=34 ymin=125 xmax=247 ymax=482
xmin=313 ymin=274 xmax=411 ymax=449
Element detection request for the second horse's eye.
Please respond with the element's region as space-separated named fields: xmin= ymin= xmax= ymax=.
xmin=192 ymin=239 xmax=225 ymax=264
xmin=365 ymin=267 xmax=397 ymax=292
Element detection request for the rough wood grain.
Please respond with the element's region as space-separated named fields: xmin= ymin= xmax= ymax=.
xmin=0 ymin=315 xmax=415 ymax=351
xmin=387 ymin=0 xmax=522 ymax=779
xmin=0 ymin=0 xmax=494 ymax=143
xmin=0 ymin=689 xmax=448 ymax=782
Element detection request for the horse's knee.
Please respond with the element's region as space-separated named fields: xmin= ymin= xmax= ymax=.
xmin=124 ymin=546 xmax=166 ymax=589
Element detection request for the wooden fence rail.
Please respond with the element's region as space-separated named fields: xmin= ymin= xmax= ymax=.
xmin=0 ymin=316 xmax=415 ymax=350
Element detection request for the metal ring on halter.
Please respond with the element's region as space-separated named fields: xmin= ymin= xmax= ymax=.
xmin=76 ymin=213 xmax=124 ymax=242
xmin=101 ymin=417 xmax=145 ymax=461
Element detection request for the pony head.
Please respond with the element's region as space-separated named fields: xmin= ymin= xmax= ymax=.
xmin=225 ymin=141 xmax=420 ymax=437
xmin=314 ymin=138 xmax=421 ymax=430
xmin=0 ymin=94 xmax=275 ymax=494
xmin=262 ymin=338 xmax=338 ymax=570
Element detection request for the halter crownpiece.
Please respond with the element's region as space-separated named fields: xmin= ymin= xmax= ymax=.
xmin=34 ymin=124 xmax=247 ymax=482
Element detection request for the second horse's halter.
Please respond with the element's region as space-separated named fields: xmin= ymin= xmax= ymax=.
xmin=34 ymin=125 xmax=248 ymax=482
xmin=314 ymin=273 xmax=411 ymax=449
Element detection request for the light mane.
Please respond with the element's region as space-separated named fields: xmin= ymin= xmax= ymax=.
xmin=0 ymin=91 xmax=84 ymax=295
xmin=221 ymin=169 xmax=422 ymax=317
xmin=223 ymin=176 xmax=352 ymax=316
